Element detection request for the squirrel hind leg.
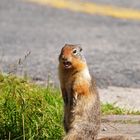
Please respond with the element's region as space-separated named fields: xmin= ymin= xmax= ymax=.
xmin=98 ymin=135 xmax=135 ymax=140
xmin=63 ymin=132 xmax=83 ymax=140
xmin=63 ymin=130 xmax=95 ymax=140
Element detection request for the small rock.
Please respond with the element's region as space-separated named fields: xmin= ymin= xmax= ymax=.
xmin=102 ymin=127 xmax=107 ymax=131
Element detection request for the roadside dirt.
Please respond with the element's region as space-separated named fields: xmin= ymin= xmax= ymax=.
xmin=99 ymin=87 xmax=140 ymax=140
xmin=99 ymin=115 xmax=140 ymax=140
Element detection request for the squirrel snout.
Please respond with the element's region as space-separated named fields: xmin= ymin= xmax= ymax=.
xmin=61 ymin=55 xmax=71 ymax=62
xmin=60 ymin=55 xmax=72 ymax=69
xmin=62 ymin=56 xmax=68 ymax=62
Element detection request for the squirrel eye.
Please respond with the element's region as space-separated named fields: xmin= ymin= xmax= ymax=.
xmin=73 ymin=49 xmax=77 ymax=55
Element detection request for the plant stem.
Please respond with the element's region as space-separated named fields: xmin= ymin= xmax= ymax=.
xmin=22 ymin=114 xmax=25 ymax=140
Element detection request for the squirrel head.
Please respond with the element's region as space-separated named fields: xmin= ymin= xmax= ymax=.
xmin=59 ymin=44 xmax=86 ymax=71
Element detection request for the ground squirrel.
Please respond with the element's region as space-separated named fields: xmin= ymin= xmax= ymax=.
xmin=58 ymin=44 xmax=134 ymax=140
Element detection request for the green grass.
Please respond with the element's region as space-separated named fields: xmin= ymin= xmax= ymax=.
xmin=101 ymin=103 xmax=140 ymax=115
xmin=0 ymin=74 xmax=139 ymax=139
xmin=0 ymin=74 xmax=64 ymax=140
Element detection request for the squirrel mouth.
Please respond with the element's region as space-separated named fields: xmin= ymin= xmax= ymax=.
xmin=63 ymin=61 xmax=72 ymax=69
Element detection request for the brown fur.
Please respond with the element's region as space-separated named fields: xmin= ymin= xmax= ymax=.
xmin=58 ymin=44 xmax=134 ymax=140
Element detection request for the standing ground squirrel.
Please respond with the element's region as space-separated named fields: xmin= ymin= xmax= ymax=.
xmin=58 ymin=44 xmax=134 ymax=140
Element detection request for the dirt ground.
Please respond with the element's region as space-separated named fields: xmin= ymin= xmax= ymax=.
xmin=99 ymin=88 xmax=140 ymax=140
xmin=99 ymin=115 xmax=140 ymax=140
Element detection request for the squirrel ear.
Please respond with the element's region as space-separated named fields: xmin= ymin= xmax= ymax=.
xmin=79 ymin=46 xmax=82 ymax=52
xmin=75 ymin=44 xmax=82 ymax=52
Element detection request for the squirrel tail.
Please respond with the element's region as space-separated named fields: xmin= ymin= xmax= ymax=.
xmin=98 ymin=135 xmax=135 ymax=140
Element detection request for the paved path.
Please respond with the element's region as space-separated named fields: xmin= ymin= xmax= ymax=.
xmin=29 ymin=0 xmax=140 ymax=20
xmin=0 ymin=0 xmax=140 ymax=111
xmin=0 ymin=0 xmax=140 ymax=88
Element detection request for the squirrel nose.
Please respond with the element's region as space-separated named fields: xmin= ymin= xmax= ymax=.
xmin=62 ymin=55 xmax=68 ymax=61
